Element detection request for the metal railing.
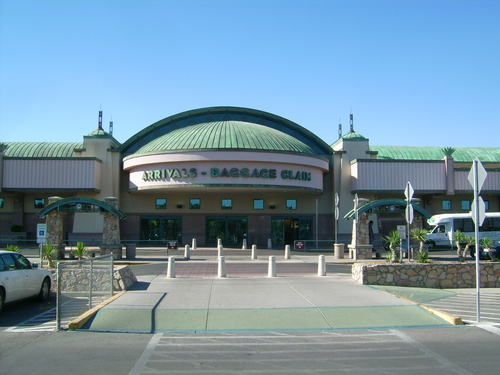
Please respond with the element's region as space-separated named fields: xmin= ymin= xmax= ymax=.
xmin=56 ymin=254 xmax=114 ymax=330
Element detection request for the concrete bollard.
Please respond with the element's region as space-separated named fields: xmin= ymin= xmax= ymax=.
xmin=318 ymin=255 xmax=326 ymax=276
xmin=184 ymin=245 xmax=190 ymax=260
xmin=251 ymin=244 xmax=257 ymax=259
xmin=242 ymin=238 xmax=247 ymax=250
xmin=218 ymin=245 xmax=224 ymax=257
xmin=167 ymin=256 xmax=176 ymax=278
xmin=218 ymin=256 xmax=226 ymax=278
xmin=268 ymin=256 xmax=276 ymax=277
xmin=267 ymin=238 xmax=272 ymax=249
xmin=285 ymin=245 xmax=291 ymax=259
xmin=333 ymin=243 xmax=344 ymax=259
xmin=192 ymin=238 xmax=197 ymax=250
xmin=217 ymin=238 xmax=222 ymax=248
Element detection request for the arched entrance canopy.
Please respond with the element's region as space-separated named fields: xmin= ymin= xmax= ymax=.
xmin=36 ymin=197 xmax=127 ymax=219
xmin=343 ymin=198 xmax=431 ymax=220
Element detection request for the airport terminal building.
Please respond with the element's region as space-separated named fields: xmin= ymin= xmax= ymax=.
xmin=1 ymin=106 xmax=499 ymax=248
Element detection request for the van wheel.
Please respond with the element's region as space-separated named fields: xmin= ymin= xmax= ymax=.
xmin=37 ymin=278 xmax=51 ymax=302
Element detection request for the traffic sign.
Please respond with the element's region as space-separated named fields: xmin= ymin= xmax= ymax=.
xmin=405 ymin=204 xmax=414 ymax=224
xmin=468 ymin=157 xmax=487 ymax=193
xmin=471 ymin=197 xmax=486 ymax=226
xmin=404 ymin=181 xmax=414 ymax=200
xmin=294 ymin=240 xmax=305 ymax=250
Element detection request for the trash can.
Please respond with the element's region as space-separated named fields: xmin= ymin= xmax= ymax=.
xmin=333 ymin=243 xmax=344 ymax=259
xmin=126 ymin=243 xmax=136 ymax=259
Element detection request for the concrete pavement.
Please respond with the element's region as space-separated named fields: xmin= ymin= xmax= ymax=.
xmin=80 ymin=248 xmax=458 ymax=333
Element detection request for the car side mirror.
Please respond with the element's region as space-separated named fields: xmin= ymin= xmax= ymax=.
xmin=32 ymin=263 xmax=39 ymax=269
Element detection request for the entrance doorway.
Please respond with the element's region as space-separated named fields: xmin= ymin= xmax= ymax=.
xmin=206 ymin=216 xmax=247 ymax=246
xmin=140 ymin=216 xmax=182 ymax=245
xmin=271 ymin=217 xmax=312 ymax=245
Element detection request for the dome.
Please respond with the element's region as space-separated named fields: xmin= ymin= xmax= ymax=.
xmin=131 ymin=120 xmax=318 ymax=157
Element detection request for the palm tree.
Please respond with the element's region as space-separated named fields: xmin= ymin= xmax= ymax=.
xmin=453 ymin=230 xmax=467 ymax=261
xmin=461 ymin=235 xmax=475 ymax=262
xmin=383 ymin=230 xmax=402 ymax=263
xmin=410 ymin=228 xmax=429 ymax=254
xmin=71 ymin=241 xmax=88 ymax=260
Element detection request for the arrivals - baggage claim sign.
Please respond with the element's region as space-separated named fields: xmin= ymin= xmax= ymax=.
xmin=142 ymin=167 xmax=312 ymax=181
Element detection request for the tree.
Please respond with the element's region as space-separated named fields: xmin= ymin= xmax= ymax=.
xmin=383 ymin=230 xmax=401 ymax=263
xmin=453 ymin=230 xmax=470 ymax=262
xmin=410 ymin=228 xmax=429 ymax=254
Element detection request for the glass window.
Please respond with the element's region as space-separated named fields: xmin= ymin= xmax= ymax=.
xmin=189 ymin=198 xmax=201 ymax=209
xmin=253 ymin=199 xmax=264 ymax=210
xmin=221 ymin=199 xmax=232 ymax=210
xmin=156 ymin=198 xmax=167 ymax=209
xmin=442 ymin=200 xmax=452 ymax=210
xmin=461 ymin=200 xmax=470 ymax=210
xmin=484 ymin=200 xmax=490 ymax=210
xmin=0 ymin=198 xmax=3 ymax=208
xmin=286 ymin=199 xmax=297 ymax=210
xmin=34 ymin=198 xmax=45 ymax=209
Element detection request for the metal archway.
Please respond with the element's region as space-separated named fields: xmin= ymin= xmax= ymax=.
xmin=36 ymin=197 xmax=127 ymax=219
xmin=343 ymin=198 xmax=431 ymax=220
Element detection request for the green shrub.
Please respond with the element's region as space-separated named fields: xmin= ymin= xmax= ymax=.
xmin=4 ymin=244 xmax=20 ymax=252
xmin=71 ymin=242 xmax=88 ymax=260
xmin=42 ymin=243 xmax=56 ymax=268
xmin=415 ymin=250 xmax=429 ymax=263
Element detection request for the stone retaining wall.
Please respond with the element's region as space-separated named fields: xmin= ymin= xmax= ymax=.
xmin=352 ymin=262 xmax=500 ymax=288
xmin=53 ymin=265 xmax=137 ymax=292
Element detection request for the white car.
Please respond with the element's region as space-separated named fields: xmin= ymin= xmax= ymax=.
xmin=0 ymin=250 xmax=52 ymax=314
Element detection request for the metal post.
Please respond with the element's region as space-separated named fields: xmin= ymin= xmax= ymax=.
xmin=473 ymin=159 xmax=481 ymax=322
xmin=89 ymin=257 xmax=94 ymax=309
xmin=56 ymin=262 xmax=62 ymax=331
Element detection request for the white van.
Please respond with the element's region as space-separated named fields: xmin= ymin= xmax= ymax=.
xmin=426 ymin=212 xmax=500 ymax=248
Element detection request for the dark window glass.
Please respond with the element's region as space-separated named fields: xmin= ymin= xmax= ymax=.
xmin=34 ymin=198 xmax=45 ymax=209
xmin=442 ymin=200 xmax=452 ymax=210
xmin=156 ymin=198 xmax=167 ymax=209
xmin=286 ymin=199 xmax=297 ymax=210
xmin=221 ymin=199 xmax=232 ymax=210
xmin=189 ymin=199 xmax=201 ymax=209
xmin=253 ymin=199 xmax=264 ymax=210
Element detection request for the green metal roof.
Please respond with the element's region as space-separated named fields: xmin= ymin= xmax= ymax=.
xmin=120 ymin=106 xmax=333 ymax=156
xmin=128 ymin=120 xmax=318 ymax=158
xmin=330 ymin=130 xmax=369 ymax=148
xmin=370 ymin=146 xmax=500 ymax=163
xmin=2 ymin=142 xmax=82 ymax=158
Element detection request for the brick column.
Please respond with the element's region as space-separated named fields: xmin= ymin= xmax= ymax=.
xmin=101 ymin=197 xmax=122 ymax=259
xmin=46 ymin=196 xmax=66 ymax=259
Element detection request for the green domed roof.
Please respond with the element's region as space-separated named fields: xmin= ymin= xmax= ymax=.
xmin=129 ymin=120 xmax=318 ymax=157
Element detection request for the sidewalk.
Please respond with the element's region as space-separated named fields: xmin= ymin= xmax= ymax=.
xmin=81 ymin=248 xmax=458 ymax=333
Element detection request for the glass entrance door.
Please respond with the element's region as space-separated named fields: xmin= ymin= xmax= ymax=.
xmin=140 ymin=216 xmax=182 ymax=245
xmin=271 ymin=217 xmax=312 ymax=245
xmin=206 ymin=217 xmax=248 ymax=246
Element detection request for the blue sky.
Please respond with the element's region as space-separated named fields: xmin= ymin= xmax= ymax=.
xmin=1 ymin=0 xmax=499 ymax=148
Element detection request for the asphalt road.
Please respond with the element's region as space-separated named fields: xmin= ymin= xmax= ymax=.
xmin=1 ymin=327 xmax=500 ymax=375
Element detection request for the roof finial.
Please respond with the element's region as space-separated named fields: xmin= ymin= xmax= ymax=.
xmin=98 ymin=110 xmax=103 ymax=130
xmin=109 ymin=117 xmax=113 ymax=136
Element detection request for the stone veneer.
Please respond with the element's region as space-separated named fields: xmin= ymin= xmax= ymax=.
xmin=352 ymin=262 xmax=500 ymax=288
xmin=53 ymin=265 xmax=137 ymax=292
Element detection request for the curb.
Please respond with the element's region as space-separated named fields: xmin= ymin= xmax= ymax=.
xmin=67 ymin=292 xmax=126 ymax=330
xmin=377 ymin=289 xmax=463 ymax=326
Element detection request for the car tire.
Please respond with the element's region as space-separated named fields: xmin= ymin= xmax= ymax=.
xmin=37 ymin=277 xmax=51 ymax=302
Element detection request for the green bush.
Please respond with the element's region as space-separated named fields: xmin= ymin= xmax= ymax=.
xmin=4 ymin=244 xmax=20 ymax=252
